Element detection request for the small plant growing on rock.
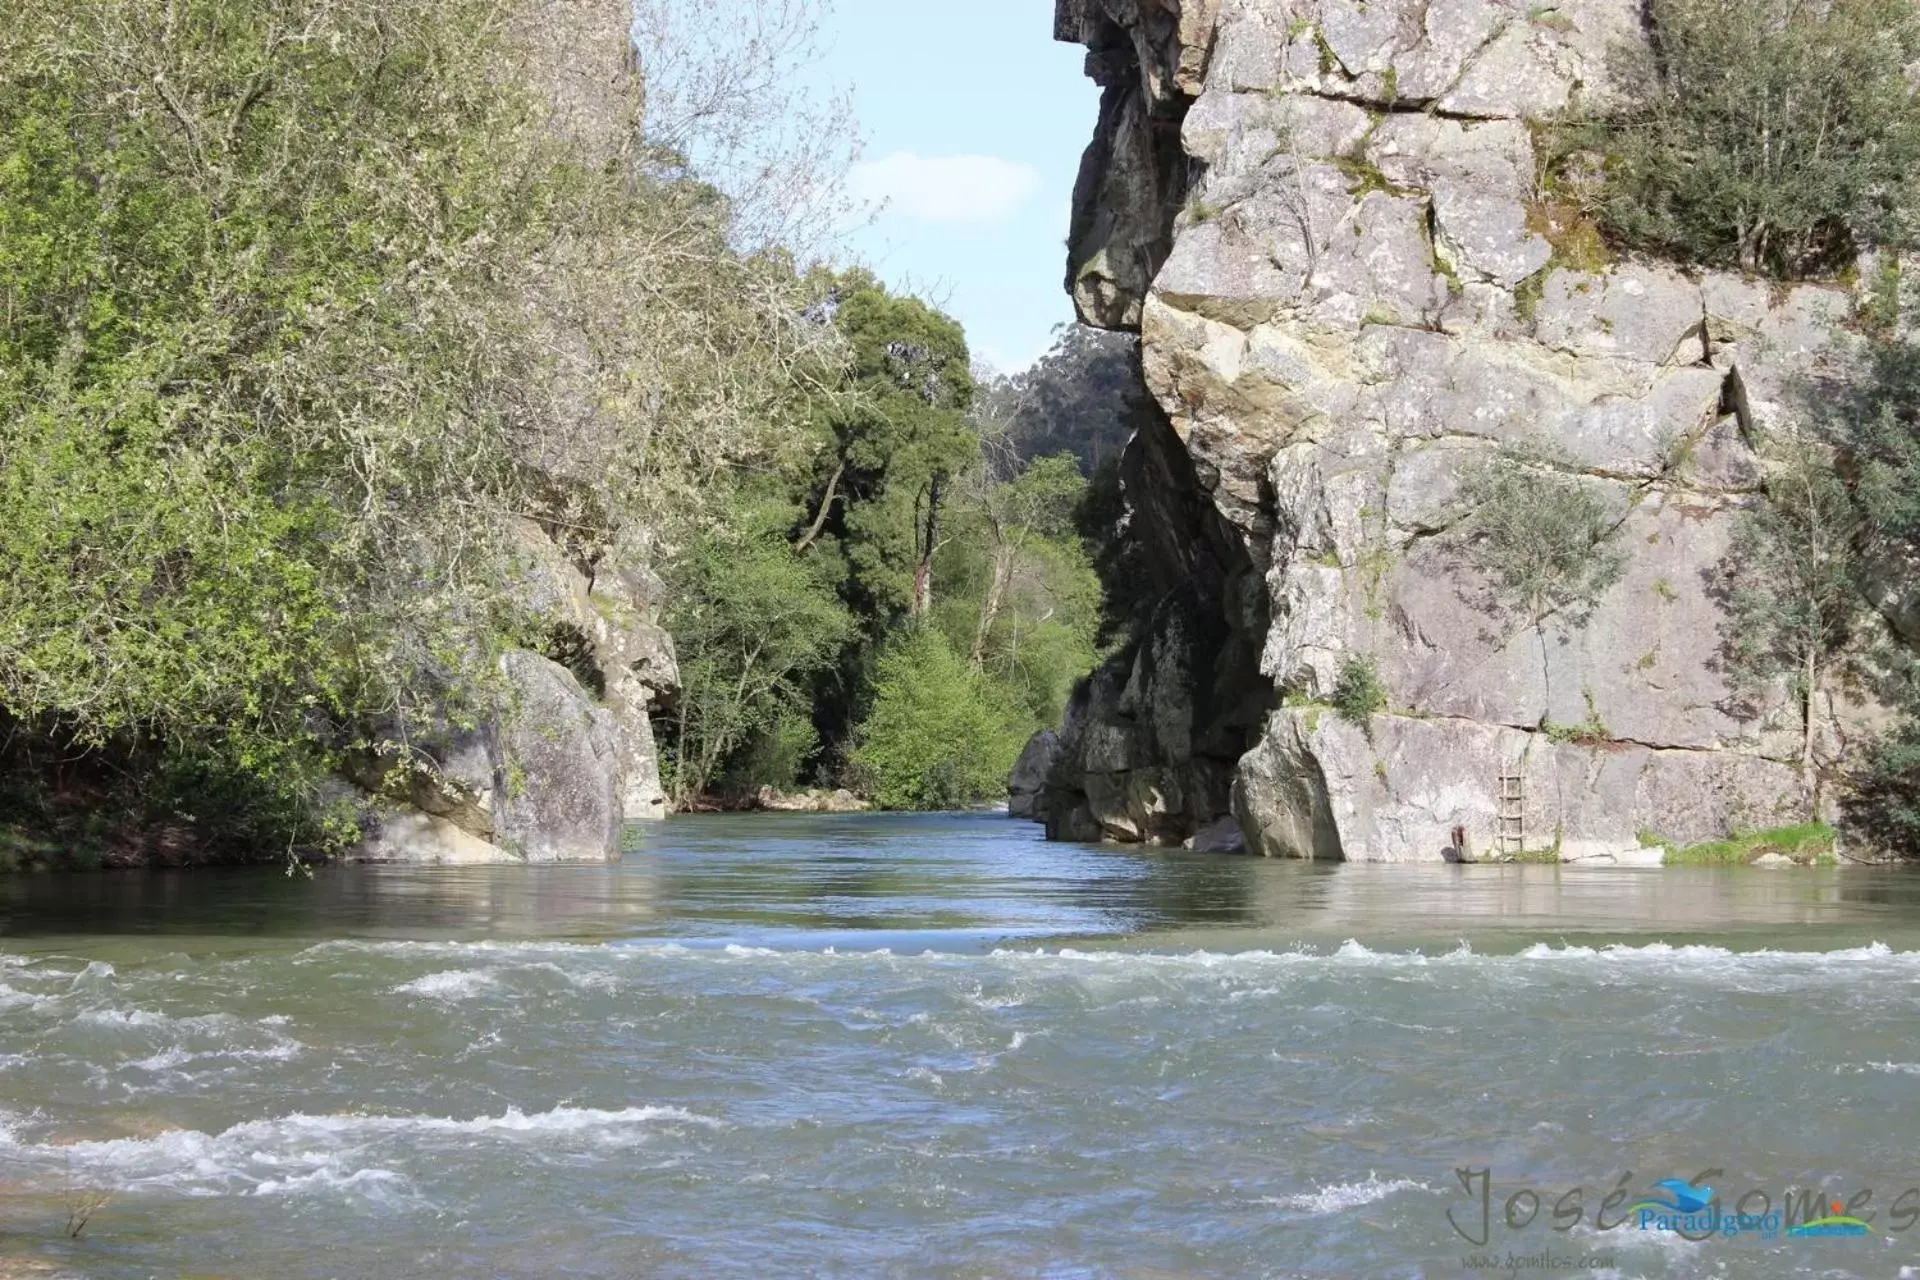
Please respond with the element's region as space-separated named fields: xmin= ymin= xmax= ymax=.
xmin=1456 ymin=446 xmax=1626 ymax=633
xmin=1331 ymin=654 xmax=1388 ymax=727
xmin=1722 ymin=439 xmax=1861 ymax=783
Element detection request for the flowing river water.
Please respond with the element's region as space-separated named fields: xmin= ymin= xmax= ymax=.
xmin=3 ymin=812 xmax=1920 ymax=1278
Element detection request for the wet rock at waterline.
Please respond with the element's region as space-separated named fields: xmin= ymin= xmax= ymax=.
xmin=355 ymin=649 xmax=625 ymax=865
xmin=1026 ymin=0 xmax=1899 ymax=860
xmin=752 ymin=787 xmax=873 ymax=814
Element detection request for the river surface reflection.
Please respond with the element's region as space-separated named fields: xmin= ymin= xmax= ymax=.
xmin=2 ymin=813 xmax=1917 ymax=1279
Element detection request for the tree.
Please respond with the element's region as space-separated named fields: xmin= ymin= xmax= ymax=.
xmin=851 ymin=627 xmax=1028 ymax=811
xmin=1457 ymin=449 xmax=1627 ymax=633
xmin=662 ymin=508 xmax=852 ymax=805
xmin=973 ymin=325 xmax=1146 ymax=472
xmin=965 ymin=454 xmax=1087 ymax=666
xmin=0 ymin=0 xmax=844 ymax=850
xmin=1723 ymin=442 xmax=1862 ymax=783
xmin=796 ymin=274 xmax=977 ymax=623
xmin=1555 ymin=0 xmax=1920 ymax=277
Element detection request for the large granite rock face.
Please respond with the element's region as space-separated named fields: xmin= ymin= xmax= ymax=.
xmin=354 ymin=519 xmax=680 ymax=864
xmin=1036 ymin=0 xmax=1887 ymax=861
xmin=1024 ymin=394 xmax=1273 ymax=846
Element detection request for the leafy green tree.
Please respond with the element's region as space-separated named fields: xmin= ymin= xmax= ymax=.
xmin=851 ymin=627 xmax=1028 ymax=811
xmin=795 ymin=273 xmax=978 ymax=622
xmin=1457 ymin=448 xmax=1627 ymax=633
xmin=662 ymin=508 xmax=852 ymax=806
xmin=1331 ymin=655 xmax=1388 ymax=726
xmin=1557 ymin=0 xmax=1920 ymax=277
xmin=1724 ymin=442 xmax=1862 ymax=782
xmin=0 ymin=0 xmax=838 ymax=849
xmin=973 ymin=324 xmax=1145 ymax=471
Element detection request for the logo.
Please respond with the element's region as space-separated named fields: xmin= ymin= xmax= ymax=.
xmin=1787 ymin=1199 xmax=1871 ymax=1238
xmin=1630 ymin=1177 xmax=1715 ymax=1215
xmin=1443 ymin=1165 xmax=1915 ymax=1251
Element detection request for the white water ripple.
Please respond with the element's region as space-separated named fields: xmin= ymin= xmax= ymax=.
xmin=0 ymin=1103 xmax=723 ymax=1199
xmin=1263 ymin=1173 xmax=1433 ymax=1216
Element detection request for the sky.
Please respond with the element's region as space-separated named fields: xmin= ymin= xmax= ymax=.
xmin=814 ymin=2 xmax=1100 ymax=374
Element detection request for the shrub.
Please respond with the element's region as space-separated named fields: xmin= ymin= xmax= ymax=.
xmin=1555 ymin=0 xmax=1920 ymax=278
xmin=852 ymin=628 xmax=1028 ymax=811
xmin=1330 ymin=655 xmax=1388 ymax=725
xmin=664 ymin=511 xmax=852 ymax=805
xmin=1848 ymin=723 xmax=1920 ymax=856
xmin=1456 ymin=448 xmax=1626 ymax=631
xmin=1722 ymin=442 xmax=1862 ymax=778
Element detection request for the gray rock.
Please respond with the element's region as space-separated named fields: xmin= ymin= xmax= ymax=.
xmin=1009 ymin=729 xmax=1063 ymax=819
xmin=1184 ymin=814 xmax=1248 ymax=853
xmin=1044 ymin=0 xmax=1890 ymax=862
xmin=356 ymin=810 xmax=521 ymax=866
xmin=491 ymin=649 xmax=623 ymax=862
xmin=352 ymin=648 xmax=623 ymax=863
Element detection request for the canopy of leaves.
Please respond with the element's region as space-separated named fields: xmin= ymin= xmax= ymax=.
xmin=0 ymin=0 xmax=835 ymax=849
xmin=663 ymin=506 xmax=852 ymax=806
xmin=1456 ymin=450 xmax=1626 ymax=629
xmin=973 ymin=325 xmax=1146 ymax=473
xmin=1723 ymin=444 xmax=1861 ymax=697
xmin=851 ymin=628 xmax=1028 ymax=811
xmin=798 ymin=272 xmax=978 ymax=624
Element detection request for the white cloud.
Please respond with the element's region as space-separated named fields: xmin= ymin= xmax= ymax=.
xmin=847 ymin=152 xmax=1041 ymax=226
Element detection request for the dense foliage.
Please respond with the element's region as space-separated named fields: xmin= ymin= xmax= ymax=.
xmin=1824 ymin=334 xmax=1920 ymax=850
xmin=660 ymin=286 xmax=1112 ymax=812
xmin=851 ymin=628 xmax=1030 ymax=811
xmin=1556 ymin=0 xmax=1920 ymax=277
xmin=0 ymin=0 xmax=834 ymax=856
xmin=1455 ymin=449 xmax=1626 ymax=632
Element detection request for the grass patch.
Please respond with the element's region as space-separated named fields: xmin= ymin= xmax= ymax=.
xmin=1186 ymin=196 xmax=1223 ymax=223
xmin=1542 ymin=690 xmax=1610 ymax=746
xmin=1333 ymin=155 xmax=1410 ymax=200
xmin=1527 ymin=5 xmax=1576 ymax=32
xmin=1526 ymin=201 xmax=1612 ymax=273
xmin=1508 ymin=848 xmax=1564 ymax=864
xmin=1656 ymin=822 xmax=1837 ymax=866
xmin=1514 ymin=268 xmax=1550 ymax=322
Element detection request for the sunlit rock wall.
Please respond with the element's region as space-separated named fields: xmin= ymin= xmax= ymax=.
xmin=1041 ymin=0 xmax=1889 ymax=861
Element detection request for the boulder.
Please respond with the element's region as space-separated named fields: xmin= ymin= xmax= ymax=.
xmin=352 ymin=648 xmax=622 ymax=863
xmin=751 ymin=786 xmax=873 ymax=814
xmin=1008 ymin=729 xmax=1063 ymax=819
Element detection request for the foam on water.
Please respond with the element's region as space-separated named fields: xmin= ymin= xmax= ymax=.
xmin=392 ymin=969 xmax=498 ymax=999
xmin=0 ymin=1103 xmax=723 ymax=1198
xmin=1265 ymin=1174 xmax=1433 ymax=1215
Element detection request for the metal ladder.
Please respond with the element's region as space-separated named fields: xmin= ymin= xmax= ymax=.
xmin=1496 ymin=768 xmax=1526 ymax=858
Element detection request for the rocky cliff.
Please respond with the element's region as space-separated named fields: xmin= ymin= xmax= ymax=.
xmin=352 ymin=0 xmax=673 ymax=865
xmin=1030 ymin=0 xmax=1894 ymax=861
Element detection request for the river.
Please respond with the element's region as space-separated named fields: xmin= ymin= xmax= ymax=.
xmin=2 ymin=812 xmax=1919 ymax=1278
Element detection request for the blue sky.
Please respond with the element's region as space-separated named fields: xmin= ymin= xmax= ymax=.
xmin=816 ymin=2 xmax=1100 ymax=373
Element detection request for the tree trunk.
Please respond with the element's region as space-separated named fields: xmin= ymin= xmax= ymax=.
xmin=911 ymin=475 xmax=943 ymax=618
xmin=1802 ymin=652 xmax=1819 ymax=799
xmin=793 ymin=461 xmax=844 ymax=554
xmin=971 ymin=542 xmax=1014 ymax=667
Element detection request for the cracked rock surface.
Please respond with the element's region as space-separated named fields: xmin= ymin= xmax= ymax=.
xmin=1037 ymin=0 xmax=1889 ymax=860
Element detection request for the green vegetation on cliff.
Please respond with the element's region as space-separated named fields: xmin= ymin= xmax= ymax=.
xmin=660 ymin=276 xmax=1112 ymax=812
xmin=0 ymin=0 xmax=847 ymax=859
xmin=1554 ymin=0 xmax=1920 ymax=277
